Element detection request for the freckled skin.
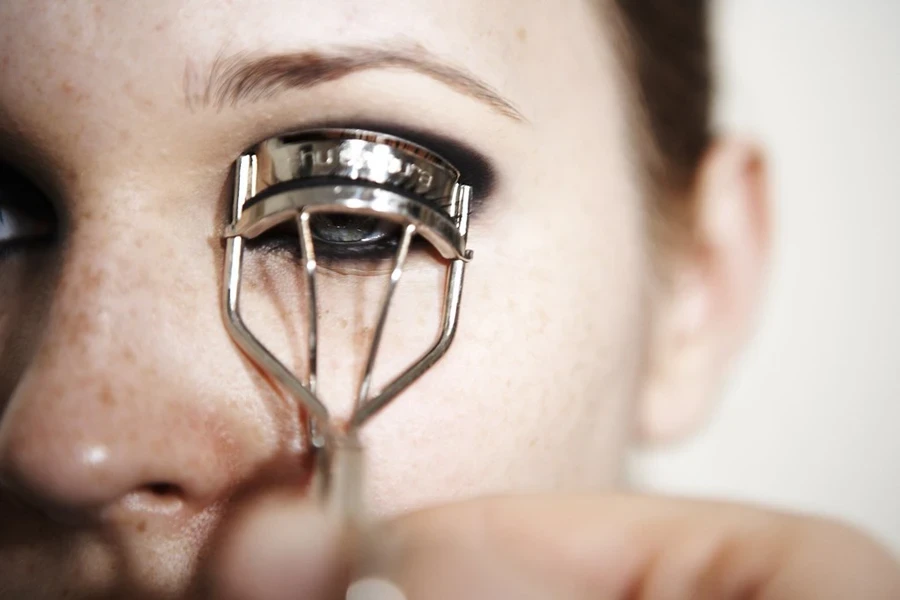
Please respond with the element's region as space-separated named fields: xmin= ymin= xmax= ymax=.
xmin=0 ymin=0 xmax=649 ymax=597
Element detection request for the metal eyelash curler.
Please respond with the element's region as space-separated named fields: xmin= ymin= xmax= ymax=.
xmin=221 ymin=129 xmax=472 ymax=526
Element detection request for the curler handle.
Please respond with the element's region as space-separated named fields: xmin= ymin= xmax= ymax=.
xmin=315 ymin=431 xmax=372 ymax=588
xmin=318 ymin=431 xmax=366 ymax=525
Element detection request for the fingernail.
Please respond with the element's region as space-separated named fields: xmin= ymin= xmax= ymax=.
xmin=215 ymin=497 xmax=342 ymax=600
xmin=346 ymin=577 xmax=407 ymax=600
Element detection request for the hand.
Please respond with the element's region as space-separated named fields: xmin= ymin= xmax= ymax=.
xmin=214 ymin=493 xmax=900 ymax=599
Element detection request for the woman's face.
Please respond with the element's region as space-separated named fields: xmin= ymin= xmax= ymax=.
xmin=0 ymin=0 xmax=661 ymax=595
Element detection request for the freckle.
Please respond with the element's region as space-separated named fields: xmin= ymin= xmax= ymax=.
xmin=60 ymin=165 xmax=80 ymax=185
xmin=136 ymin=520 xmax=147 ymax=533
xmin=516 ymin=27 xmax=528 ymax=42
xmin=85 ymin=265 xmax=104 ymax=292
xmin=354 ymin=325 xmax=372 ymax=349
xmin=122 ymin=345 xmax=136 ymax=364
xmin=338 ymin=317 xmax=348 ymax=330
xmin=100 ymin=385 xmax=116 ymax=407
xmin=63 ymin=309 xmax=92 ymax=345
xmin=150 ymin=436 xmax=166 ymax=455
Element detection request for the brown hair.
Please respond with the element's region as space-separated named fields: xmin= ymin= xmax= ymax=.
xmin=610 ymin=0 xmax=713 ymax=232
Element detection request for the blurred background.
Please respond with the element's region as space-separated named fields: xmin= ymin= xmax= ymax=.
xmin=629 ymin=0 xmax=900 ymax=553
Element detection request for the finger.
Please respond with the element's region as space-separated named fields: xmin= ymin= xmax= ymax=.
xmin=363 ymin=494 xmax=900 ymax=600
xmin=212 ymin=491 xmax=345 ymax=600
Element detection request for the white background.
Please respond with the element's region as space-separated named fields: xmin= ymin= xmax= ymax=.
xmin=629 ymin=0 xmax=900 ymax=554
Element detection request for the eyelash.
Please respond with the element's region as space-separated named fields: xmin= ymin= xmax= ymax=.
xmin=245 ymin=217 xmax=426 ymax=262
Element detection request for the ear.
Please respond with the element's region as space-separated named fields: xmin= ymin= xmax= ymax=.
xmin=637 ymin=139 xmax=770 ymax=445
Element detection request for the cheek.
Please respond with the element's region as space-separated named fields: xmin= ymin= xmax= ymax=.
xmin=0 ymin=249 xmax=60 ymax=411
xmin=362 ymin=173 xmax=651 ymax=514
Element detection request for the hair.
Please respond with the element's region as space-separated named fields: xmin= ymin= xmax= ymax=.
xmin=609 ymin=0 xmax=713 ymax=237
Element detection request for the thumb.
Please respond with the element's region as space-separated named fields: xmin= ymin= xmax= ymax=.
xmin=364 ymin=494 xmax=900 ymax=600
xmin=212 ymin=491 xmax=346 ymax=600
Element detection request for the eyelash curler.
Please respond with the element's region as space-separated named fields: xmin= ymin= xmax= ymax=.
xmin=221 ymin=129 xmax=473 ymax=526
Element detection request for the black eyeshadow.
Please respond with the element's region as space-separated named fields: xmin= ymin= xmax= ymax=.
xmin=273 ymin=119 xmax=497 ymax=206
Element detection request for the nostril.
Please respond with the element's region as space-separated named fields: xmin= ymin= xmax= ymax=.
xmin=117 ymin=482 xmax=187 ymax=516
xmin=146 ymin=482 xmax=183 ymax=497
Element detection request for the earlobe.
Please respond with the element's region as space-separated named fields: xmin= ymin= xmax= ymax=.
xmin=636 ymin=138 xmax=770 ymax=446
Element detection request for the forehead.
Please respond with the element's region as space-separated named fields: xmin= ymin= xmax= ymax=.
xmin=0 ymin=0 xmax=625 ymax=199
xmin=0 ymin=3 xmax=605 ymax=116
xmin=1 ymin=0 xmax=520 ymax=83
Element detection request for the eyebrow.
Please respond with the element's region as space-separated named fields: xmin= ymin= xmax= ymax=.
xmin=186 ymin=45 xmax=525 ymax=121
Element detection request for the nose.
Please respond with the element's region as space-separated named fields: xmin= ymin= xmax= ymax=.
xmin=0 ymin=220 xmax=304 ymax=526
xmin=0 ymin=378 xmax=236 ymax=524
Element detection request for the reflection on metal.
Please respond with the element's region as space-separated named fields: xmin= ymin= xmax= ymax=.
xmin=221 ymin=129 xmax=473 ymax=523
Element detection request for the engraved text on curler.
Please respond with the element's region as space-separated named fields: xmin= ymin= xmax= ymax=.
xmin=294 ymin=143 xmax=436 ymax=195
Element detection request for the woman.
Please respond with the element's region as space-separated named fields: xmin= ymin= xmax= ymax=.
xmin=0 ymin=1 xmax=897 ymax=598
